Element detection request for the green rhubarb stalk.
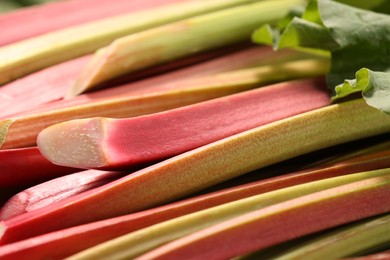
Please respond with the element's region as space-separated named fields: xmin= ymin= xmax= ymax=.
xmin=1 ymin=46 xmax=311 ymax=118
xmin=251 ymin=213 xmax=390 ymax=260
xmin=0 ymin=99 xmax=389 ymax=245
xmin=0 ymin=1 xmax=21 ymax=13
xmin=345 ymin=250 xmax=390 ymax=260
xmin=0 ymin=57 xmax=328 ymax=149
xmin=0 ymin=0 xmax=186 ymax=46
xmin=66 ymin=168 xmax=390 ymax=260
xmin=68 ymin=0 xmax=306 ymax=97
xmin=0 ymin=0 xmax=262 ymax=85
xmin=0 ymin=149 xmax=388 ymax=259
xmin=136 ymin=174 xmax=390 ymax=259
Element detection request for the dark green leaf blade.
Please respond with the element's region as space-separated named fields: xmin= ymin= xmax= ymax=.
xmin=253 ymin=0 xmax=390 ymax=115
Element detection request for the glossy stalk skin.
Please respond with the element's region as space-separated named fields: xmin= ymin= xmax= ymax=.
xmin=38 ymin=77 xmax=331 ymax=169
xmin=67 ymin=169 xmax=390 ymax=260
xmin=27 ymin=47 xmax=315 ymax=115
xmin=0 ymin=0 xmax=183 ymax=46
xmin=344 ymin=251 xmax=390 ymax=260
xmin=0 ymin=147 xmax=79 ymax=188
xmin=0 ymin=56 xmax=328 ymax=149
xmin=0 ymin=170 xmax=126 ymax=221
xmin=69 ymin=0 xmax=305 ymax=96
xmin=136 ymin=175 xmax=390 ymax=260
xmin=1 ymin=44 xmax=295 ymax=118
xmin=255 ymin=213 xmax=390 ymax=260
xmin=0 ymin=0 xmax=262 ymax=85
xmin=0 ymin=55 xmax=90 ymax=118
xmin=0 ymin=99 xmax=389 ymax=245
xmin=0 ymin=147 xmax=388 ymax=259
xmin=0 ymin=1 xmax=20 ymax=14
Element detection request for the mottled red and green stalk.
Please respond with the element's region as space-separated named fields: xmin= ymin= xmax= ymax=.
xmin=0 ymin=170 xmax=126 ymax=220
xmin=0 ymin=149 xmax=388 ymax=259
xmin=135 ymin=174 xmax=390 ymax=260
xmin=0 ymin=0 xmax=271 ymax=85
xmin=1 ymin=99 xmax=389 ymax=245
xmin=38 ymin=78 xmax=330 ymax=169
xmin=1 ymin=50 xmax=326 ymax=149
xmin=0 ymin=0 xmax=183 ymax=46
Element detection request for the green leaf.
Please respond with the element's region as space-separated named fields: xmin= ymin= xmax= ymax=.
xmin=252 ymin=24 xmax=278 ymax=46
xmin=253 ymin=0 xmax=390 ymax=115
xmin=335 ymin=68 xmax=390 ymax=115
xmin=278 ymin=17 xmax=337 ymax=50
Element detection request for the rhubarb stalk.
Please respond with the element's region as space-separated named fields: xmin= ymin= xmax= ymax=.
xmin=0 ymin=147 xmax=79 ymax=187
xmin=135 ymin=174 xmax=390 ymax=260
xmin=0 ymin=170 xmax=126 ymax=221
xmin=6 ymin=46 xmax=316 ymax=117
xmin=0 ymin=147 xmax=389 ymax=259
xmin=68 ymin=0 xmax=305 ymax=96
xmin=0 ymin=99 xmax=389 ymax=245
xmin=0 ymin=57 xmax=328 ymax=149
xmin=65 ymin=169 xmax=390 ymax=260
xmin=0 ymin=0 xmax=183 ymax=46
xmin=256 ymin=213 xmax=390 ymax=260
xmin=38 ymin=77 xmax=331 ymax=169
xmin=0 ymin=55 xmax=90 ymax=118
xmin=0 ymin=0 xmax=261 ymax=84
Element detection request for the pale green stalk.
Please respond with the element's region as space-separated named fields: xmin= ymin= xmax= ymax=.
xmin=0 ymin=0 xmax=21 ymax=13
xmin=66 ymin=168 xmax=390 ymax=260
xmin=0 ymin=0 xmax=263 ymax=85
xmin=257 ymin=213 xmax=390 ymax=260
xmin=0 ymin=55 xmax=328 ymax=150
xmin=68 ymin=0 xmax=306 ymax=97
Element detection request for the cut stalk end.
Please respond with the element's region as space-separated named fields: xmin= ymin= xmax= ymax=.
xmin=65 ymin=48 xmax=108 ymax=98
xmin=0 ymin=222 xmax=5 ymax=242
xmin=37 ymin=118 xmax=107 ymax=169
xmin=0 ymin=120 xmax=13 ymax=149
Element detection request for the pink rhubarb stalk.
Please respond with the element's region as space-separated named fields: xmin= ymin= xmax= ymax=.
xmin=0 ymin=147 xmax=79 ymax=188
xmin=11 ymin=46 xmax=305 ymax=117
xmin=0 ymin=55 xmax=90 ymax=118
xmin=136 ymin=175 xmax=390 ymax=260
xmin=345 ymin=251 xmax=390 ymax=260
xmin=37 ymin=77 xmax=331 ymax=169
xmin=0 ymin=44 xmax=236 ymax=118
xmin=0 ymin=99 xmax=388 ymax=245
xmin=0 ymin=49 xmax=325 ymax=149
xmin=0 ymin=0 xmax=183 ymax=46
xmin=0 ymin=170 xmax=126 ymax=221
xmin=0 ymin=0 xmax=260 ymax=85
xmin=0 ymin=149 xmax=388 ymax=259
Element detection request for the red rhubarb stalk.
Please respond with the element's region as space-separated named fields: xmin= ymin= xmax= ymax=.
xmin=0 ymin=147 xmax=79 ymax=188
xmin=37 ymin=78 xmax=331 ymax=169
xmin=69 ymin=0 xmax=305 ymax=96
xmin=0 ymin=99 xmax=388 ymax=245
xmin=258 ymin=213 xmax=390 ymax=259
xmin=11 ymin=46 xmax=306 ymax=117
xmin=344 ymin=251 xmax=390 ymax=260
xmin=0 ymin=149 xmax=388 ymax=259
xmin=135 ymin=175 xmax=390 ymax=260
xmin=0 ymin=55 xmax=90 ymax=118
xmin=0 ymin=170 xmax=126 ymax=221
xmin=1 ymin=54 xmax=328 ymax=149
xmin=0 ymin=0 xmax=184 ymax=46
xmin=0 ymin=0 xmax=260 ymax=85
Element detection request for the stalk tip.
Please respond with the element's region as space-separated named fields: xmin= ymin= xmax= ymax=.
xmin=37 ymin=118 xmax=107 ymax=169
xmin=0 ymin=120 xmax=13 ymax=149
